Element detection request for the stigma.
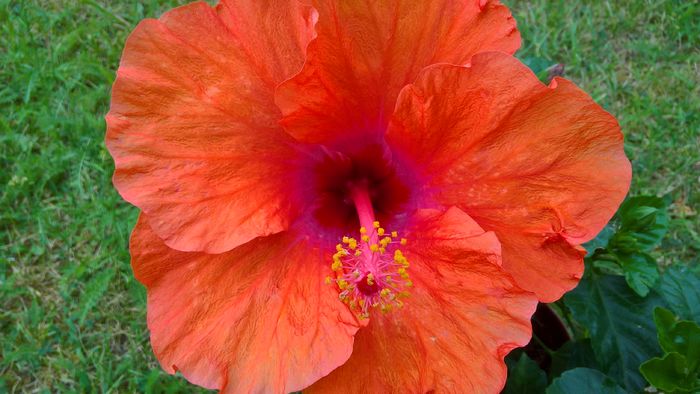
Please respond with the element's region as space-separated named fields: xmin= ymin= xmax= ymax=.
xmin=326 ymin=220 xmax=412 ymax=319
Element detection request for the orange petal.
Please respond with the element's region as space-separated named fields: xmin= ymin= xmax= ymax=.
xmin=387 ymin=52 xmax=631 ymax=301
xmin=276 ymin=0 xmax=520 ymax=144
xmin=130 ymin=214 xmax=360 ymax=392
xmin=306 ymin=207 xmax=537 ymax=393
xmin=106 ymin=1 xmax=316 ymax=253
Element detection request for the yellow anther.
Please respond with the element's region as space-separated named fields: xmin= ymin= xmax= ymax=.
xmin=405 ymin=280 xmax=413 ymax=287
xmin=348 ymin=239 xmax=358 ymax=249
xmin=377 ymin=228 xmax=385 ymax=236
xmin=398 ymin=291 xmax=411 ymax=298
xmin=360 ymin=226 xmax=367 ymax=234
xmin=342 ymin=236 xmax=350 ymax=243
xmin=355 ymin=250 xmax=362 ymax=256
xmin=396 ymin=300 xmax=404 ymax=308
xmin=380 ymin=288 xmax=391 ymax=297
xmin=380 ymin=304 xmax=392 ymax=314
xmin=391 ymin=231 xmax=398 ymax=238
xmin=361 ymin=235 xmax=370 ymax=242
xmin=349 ymin=300 xmax=357 ymax=309
xmin=359 ymin=299 xmax=365 ymax=308
xmin=380 ymin=237 xmax=392 ymax=246
xmin=338 ymin=279 xmax=349 ymax=290
xmin=331 ymin=260 xmax=342 ymax=271
xmin=366 ymin=273 xmax=375 ymax=285
xmin=379 ymin=247 xmax=386 ymax=254
xmin=373 ymin=221 xmax=380 ymax=228
xmin=370 ymin=244 xmax=379 ymax=252
xmin=353 ymin=271 xmax=361 ymax=278
xmin=336 ymin=243 xmax=344 ymax=252
xmin=400 ymin=238 xmax=407 ymax=245
xmin=324 ymin=276 xmax=332 ymax=284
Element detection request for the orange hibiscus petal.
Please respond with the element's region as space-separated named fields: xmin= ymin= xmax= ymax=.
xmin=131 ymin=214 xmax=360 ymax=392
xmin=106 ymin=1 xmax=316 ymax=253
xmin=276 ymin=0 xmax=520 ymax=144
xmin=306 ymin=207 xmax=537 ymax=393
xmin=387 ymin=52 xmax=631 ymax=301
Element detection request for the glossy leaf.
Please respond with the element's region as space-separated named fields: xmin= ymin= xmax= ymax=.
xmin=545 ymin=368 xmax=626 ymax=394
xmin=564 ymin=274 xmax=662 ymax=391
xmin=614 ymin=196 xmax=669 ymax=251
xmin=653 ymin=308 xmax=700 ymax=371
xmin=549 ymin=339 xmax=600 ymax=379
xmin=640 ymin=353 xmax=700 ymax=393
xmin=619 ymin=252 xmax=659 ymax=297
xmin=658 ymin=265 xmax=700 ymax=321
xmin=583 ymin=224 xmax=615 ymax=256
xmin=504 ymin=353 xmax=548 ymax=394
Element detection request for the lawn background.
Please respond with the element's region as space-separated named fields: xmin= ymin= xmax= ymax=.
xmin=1 ymin=0 xmax=698 ymax=392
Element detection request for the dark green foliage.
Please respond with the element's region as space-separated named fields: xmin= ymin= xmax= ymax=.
xmin=548 ymin=339 xmax=599 ymax=380
xmin=504 ymin=354 xmax=548 ymax=394
xmin=639 ymin=308 xmax=700 ymax=393
xmin=563 ymin=274 xmax=662 ymax=391
xmin=546 ymin=368 xmax=626 ymax=394
xmin=658 ymin=265 xmax=700 ymax=322
xmin=585 ymin=196 xmax=670 ymax=296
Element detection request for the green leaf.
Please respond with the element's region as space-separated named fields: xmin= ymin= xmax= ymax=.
xmin=582 ymin=196 xmax=669 ymax=295
xmin=545 ymin=368 xmax=626 ymax=394
xmin=658 ymin=265 xmax=700 ymax=321
xmin=549 ymin=339 xmax=600 ymax=379
xmin=503 ymin=353 xmax=547 ymax=394
xmin=564 ymin=274 xmax=662 ymax=391
xmin=583 ymin=223 xmax=615 ymax=256
xmin=653 ymin=307 xmax=700 ymax=371
xmin=619 ymin=252 xmax=659 ymax=297
xmin=640 ymin=353 xmax=700 ymax=393
xmin=615 ymin=196 xmax=669 ymax=251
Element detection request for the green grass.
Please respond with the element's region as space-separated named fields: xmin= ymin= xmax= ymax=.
xmin=0 ymin=0 xmax=697 ymax=391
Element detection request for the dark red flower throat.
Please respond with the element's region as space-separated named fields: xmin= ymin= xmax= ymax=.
xmin=304 ymin=141 xmax=417 ymax=238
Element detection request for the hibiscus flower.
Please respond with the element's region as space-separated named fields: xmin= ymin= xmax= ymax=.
xmin=106 ymin=0 xmax=631 ymax=392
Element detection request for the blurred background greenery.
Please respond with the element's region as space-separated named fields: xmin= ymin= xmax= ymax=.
xmin=1 ymin=0 xmax=698 ymax=392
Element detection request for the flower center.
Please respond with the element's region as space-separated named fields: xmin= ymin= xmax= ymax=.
xmin=325 ymin=182 xmax=412 ymax=319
